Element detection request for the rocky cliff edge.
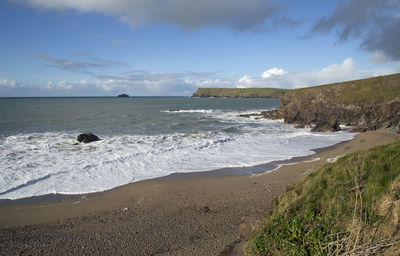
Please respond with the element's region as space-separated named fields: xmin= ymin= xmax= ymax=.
xmin=280 ymin=73 xmax=400 ymax=132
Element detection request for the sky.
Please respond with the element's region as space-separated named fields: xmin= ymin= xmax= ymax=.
xmin=0 ymin=0 xmax=400 ymax=96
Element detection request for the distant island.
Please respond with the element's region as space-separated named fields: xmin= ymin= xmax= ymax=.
xmin=117 ymin=94 xmax=130 ymax=98
xmin=191 ymin=88 xmax=289 ymax=98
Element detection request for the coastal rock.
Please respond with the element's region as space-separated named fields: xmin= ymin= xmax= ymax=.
xmin=280 ymin=73 xmax=400 ymax=132
xmin=294 ymin=124 xmax=305 ymax=129
xmin=260 ymin=110 xmax=282 ymax=120
xmin=238 ymin=113 xmax=262 ymax=118
xmin=77 ymin=133 xmax=100 ymax=143
xmin=311 ymin=121 xmax=340 ymax=132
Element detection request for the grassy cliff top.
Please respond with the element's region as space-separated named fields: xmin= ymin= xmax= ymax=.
xmin=247 ymin=137 xmax=400 ymax=255
xmin=191 ymin=88 xmax=289 ymax=98
xmin=285 ymin=73 xmax=400 ymax=104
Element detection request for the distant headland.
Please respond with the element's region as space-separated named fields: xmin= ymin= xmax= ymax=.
xmin=191 ymin=88 xmax=288 ymax=98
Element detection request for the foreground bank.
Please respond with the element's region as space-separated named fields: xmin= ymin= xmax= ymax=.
xmin=0 ymin=129 xmax=398 ymax=255
xmin=247 ymin=133 xmax=400 ymax=255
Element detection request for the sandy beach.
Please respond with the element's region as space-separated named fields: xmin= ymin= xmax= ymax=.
xmin=0 ymin=129 xmax=399 ymax=256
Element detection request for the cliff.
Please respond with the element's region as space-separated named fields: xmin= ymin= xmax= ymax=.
xmin=192 ymin=88 xmax=289 ymax=98
xmin=280 ymin=73 xmax=400 ymax=131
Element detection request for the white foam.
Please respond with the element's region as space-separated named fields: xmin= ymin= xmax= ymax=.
xmin=163 ymin=109 xmax=214 ymax=113
xmin=163 ymin=108 xmax=282 ymax=124
xmin=0 ymin=121 xmax=355 ymax=199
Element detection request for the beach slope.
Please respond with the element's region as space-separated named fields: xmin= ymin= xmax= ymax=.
xmin=0 ymin=129 xmax=398 ymax=255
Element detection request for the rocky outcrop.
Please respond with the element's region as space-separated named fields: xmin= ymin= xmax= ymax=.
xmin=77 ymin=133 xmax=100 ymax=143
xmin=311 ymin=120 xmax=340 ymax=132
xmin=238 ymin=113 xmax=262 ymax=118
xmin=260 ymin=110 xmax=282 ymax=120
xmin=280 ymin=73 xmax=400 ymax=132
xmin=238 ymin=110 xmax=282 ymax=120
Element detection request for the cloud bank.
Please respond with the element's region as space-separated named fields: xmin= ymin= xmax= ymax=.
xmin=14 ymin=0 xmax=294 ymax=32
xmin=0 ymin=78 xmax=19 ymax=88
xmin=234 ymin=58 xmax=398 ymax=90
xmin=3 ymin=57 xmax=397 ymax=97
xmin=310 ymin=0 xmax=400 ymax=61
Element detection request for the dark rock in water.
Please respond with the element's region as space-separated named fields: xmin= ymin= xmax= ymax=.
xmin=77 ymin=133 xmax=100 ymax=143
xmin=332 ymin=121 xmax=340 ymax=131
xmin=238 ymin=113 xmax=261 ymax=118
xmin=238 ymin=110 xmax=281 ymax=119
xmin=294 ymin=124 xmax=305 ymax=129
xmin=118 ymin=94 xmax=129 ymax=97
xmin=260 ymin=110 xmax=282 ymax=120
xmin=311 ymin=121 xmax=340 ymax=132
xmin=168 ymin=109 xmax=180 ymax=112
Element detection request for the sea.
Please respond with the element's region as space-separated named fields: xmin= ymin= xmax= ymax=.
xmin=0 ymin=97 xmax=355 ymax=200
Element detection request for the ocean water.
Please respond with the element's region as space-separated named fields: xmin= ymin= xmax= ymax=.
xmin=0 ymin=97 xmax=354 ymax=199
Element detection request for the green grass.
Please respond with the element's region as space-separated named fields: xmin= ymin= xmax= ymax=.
xmin=247 ymin=138 xmax=400 ymax=255
xmin=191 ymin=88 xmax=289 ymax=98
xmin=287 ymin=73 xmax=400 ymax=105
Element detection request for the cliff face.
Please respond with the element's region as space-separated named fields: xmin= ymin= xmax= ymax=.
xmin=280 ymin=73 xmax=400 ymax=131
xmin=192 ymin=88 xmax=288 ymax=98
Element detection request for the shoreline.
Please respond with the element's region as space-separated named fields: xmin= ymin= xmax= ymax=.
xmin=0 ymin=132 xmax=352 ymax=206
xmin=1 ymin=129 xmax=398 ymax=255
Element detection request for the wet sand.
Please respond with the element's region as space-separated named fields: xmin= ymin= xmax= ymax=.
xmin=0 ymin=129 xmax=398 ymax=256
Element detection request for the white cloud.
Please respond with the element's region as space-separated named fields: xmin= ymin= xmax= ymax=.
xmin=45 ymin=81 xmax=53 ymax=89
xmin=231 ymin=58 xmax=397 ymax=89
xmin=369 ymin=50 xmax=388 ymax=63
xmin=265 ymin=58 xmax=359 ymax=88
xmin=15 ymin=0 xmax=293 ymax=31
xmin=262 ymin=67 xmax=286 ymax=78
xmin=0 ymin=78 xmax=18 ymax=88
xmin=236 ymin=75 xmax=253 ymax=88
xmin=45 ymin=80 xmax=90 ymax=90
xmin=321 ymin=57 xmax=355 ymax=75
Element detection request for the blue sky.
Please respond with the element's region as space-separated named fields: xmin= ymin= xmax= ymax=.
xmin=0 ymin=0 xmax=399 ymax=96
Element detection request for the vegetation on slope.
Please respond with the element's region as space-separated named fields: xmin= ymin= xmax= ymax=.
xmin=192 ymin=88 xmax=289 ymax=98
xmin=280 ymin=73 xmax=400 ymax=131
xmin=246 ymin=138 xmax=400 ymax=255
xmin=285 ymin=73 xmax=400 ymax=105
